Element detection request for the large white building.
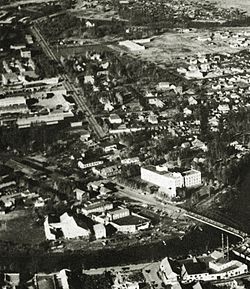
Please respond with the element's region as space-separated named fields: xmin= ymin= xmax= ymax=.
xmin=141 ymin=165 xmax=202 ymax=198
xmin=141 ymin=166 xmax=183 ymax=198
xmin=44 ymin=212 xmax=90 ymax=240
xmin=181 ymin=259 xmax=248 ymax=283
xmin=160 ymin=257 xmax=179 ymax=285
xmin=182 ymin=170 xmax=201 ymax=188
xmin=0 ymin=96 xmax=28 ymax=115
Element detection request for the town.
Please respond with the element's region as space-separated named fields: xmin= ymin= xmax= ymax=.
xmin=1 ymin=0 xmax=250 ymax=288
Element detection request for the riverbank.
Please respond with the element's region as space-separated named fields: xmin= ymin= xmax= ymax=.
xmin=0 ymin=225 xmax=240 ymax=274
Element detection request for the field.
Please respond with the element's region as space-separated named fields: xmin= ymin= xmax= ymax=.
xmin=116 ymin=27 xmax=250 ymax=67
xmin=211 ymin=0 xmax=250 ymax=14
xmin=0 ymin=209 xmax=45 ymax=244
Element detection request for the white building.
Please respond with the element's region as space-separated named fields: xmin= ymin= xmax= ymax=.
xmin=109 ymin=113 xmax=122 ymax=124
xmin=0 ymin=96 xmax=28 ymax=115
xmin=93 ymin=223 xmax=106 ymax=239
xmin=160 ymin=257 xmax=179 ymax=285
xmin=141 ymin=166 xmax=183 ymax=198
xmin=181 ymin=259 xmax=248 ymax=283
xmin=20 ymin=49 xmax=31 ymax=59
xmin=107 ymin=208 xmax=130 ymax=221
xmin=44 ymin=212 xmax=90 ymax=240
xmin=182 ymin=170 xmax=201 ymax=188
xmin=119 ymin=40 xmax=145 ymax=52
xmin=81 ymin=201 xmax=113 ymax=215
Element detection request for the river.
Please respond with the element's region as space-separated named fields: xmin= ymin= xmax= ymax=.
xmin=0 ymin=225 xmax=240 ymax=274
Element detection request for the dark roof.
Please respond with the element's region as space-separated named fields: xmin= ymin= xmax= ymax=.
xmin=48 ymin=215 xmax=60 ymax=224
xmin=184 ymin=262 xmax=206 ymax=275
xmin=112 ymin=215 xmax=149 ymax=226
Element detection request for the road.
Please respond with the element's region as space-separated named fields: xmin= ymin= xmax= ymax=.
xmin=114 ymin=182 xmax=248 ymax=241
xmin=30 ymin=25 xmax=106 ymax=139
xmin=82 ymin=262 xmax=154 ymax=275
xmin=1 ymin=0 xmax=57 ymax=9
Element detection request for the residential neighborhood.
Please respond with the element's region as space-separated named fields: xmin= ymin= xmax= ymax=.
xmin=1 ymin=0 xmax=250 ymax=289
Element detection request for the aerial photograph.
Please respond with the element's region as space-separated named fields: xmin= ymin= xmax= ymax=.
xmin=1 ymin=0 xmax=250 ymax=288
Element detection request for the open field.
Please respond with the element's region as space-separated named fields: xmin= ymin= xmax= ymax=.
xmin=116 ymin=27 xmax=250 ymax=67
xmin=210 ymin=0 xmax=250 ymax=14
xmin=0 ymin=209 xmax=45 ymax=244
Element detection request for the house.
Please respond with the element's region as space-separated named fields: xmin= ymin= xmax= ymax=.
xmin=148 ymin=114 xmax=158 ymax=124
xmin=119 ymin=40 xmax=145 ymax=52
xmin=157 ymin=82 xmax=170 ymax=91
xmin=2 ymin=73 xmax=20 ymax=86
xmin=77 ymin=160 xmax=104 ymax=170
xmin=81 ymin=201 xmax=113 ymax=215
xmin=44 ymin=212 xmax=90 ymax=240
xmin=34 ymin=197 xmax=45 ymax=208
xmin=160 ymin=257 xmax=179 ymax=285
xmin=93 ymin=223 xmax=106 ymax=239
xmin=109 ymin=114 xmax=122 ymax=124
xmin=92 ymin=165 xmax=121 ymax=178
xmin=183 ymin=107 xmax=192 ymax=116
xmin=74 ymin=188 xmax=87 ymax=202
xmin=191 ymin=138 xmax=208 ymax=152
xmin=2 ymin=273 xmax=20 ymax=289
xmin=188 ymin=96 xmax=198 ymax=106
xmin=84 ymin=75 xmax=95 ymax=85
xmin=86 ymin=20 xmax=95 ymax=28
xmin=32 ymin=269 xmax=70 ymax=289
xmin=20 ymin=49 xmax=31 ymax=58
xmin=100 ymin=141 xmax=117 ymax=153
xmin=121 ymin=157 xmax=140 ymax=165
xmin=218 ymin=104 xmax=230 ymax=114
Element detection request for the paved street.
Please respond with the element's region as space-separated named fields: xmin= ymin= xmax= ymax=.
xmin=30 ymin=25 xmax=106 ymax=139
xmin=82 ymin=262 xmax=156 ymax=275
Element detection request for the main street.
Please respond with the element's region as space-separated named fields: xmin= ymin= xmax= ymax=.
xmin=30 ymin=25 xmax=106 ymax=139
xmin=114 ymin=181 xmax=248 ymax=241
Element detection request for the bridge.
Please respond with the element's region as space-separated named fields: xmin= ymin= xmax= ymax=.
xmin=185 ymin=211 xmax=248 ymax=242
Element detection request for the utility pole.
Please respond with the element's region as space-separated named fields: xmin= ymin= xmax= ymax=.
xmin=221 ymin=233 xmax=224 ymax=257
xmin=226 ymin=235 xmax=229 ymax=261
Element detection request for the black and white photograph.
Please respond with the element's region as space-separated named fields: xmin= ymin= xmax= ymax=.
xmin=0 ymin=0 xmax=250 ymax=288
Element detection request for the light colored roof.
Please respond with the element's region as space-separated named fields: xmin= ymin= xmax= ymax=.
xmin=119 ymin=40 xmax=145 ymax=51
xmin=60 ymin=212 xmax=89 ymax=239
xmin=0 ymin=96 xmax=26 ymax=107
xmin=160 ymin=257 xmax=177 ymax=276
xmin=93 ymin=223 xmax=105 ymax=232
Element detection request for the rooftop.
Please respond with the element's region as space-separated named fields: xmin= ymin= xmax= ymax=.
xmin=112 ymin=215 xmax=148 ymax=226
xmin=183 ymin=262 xmax=207 ymax=275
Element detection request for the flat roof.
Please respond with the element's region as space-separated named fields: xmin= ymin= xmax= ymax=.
xmin=112 ymin=215 xmax=148 ymax=226
xmin=0 ymin=96 xmax=26 ymax=107
xmin=182 ymin=169 xmax=200 ymax=176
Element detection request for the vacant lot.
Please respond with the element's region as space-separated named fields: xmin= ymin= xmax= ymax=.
xmin=116 ymin=27 xmax=250 ymax=67
xmin=210 ymin=0 xmax=250 ymax=14
xmin=0 ymin=209 xmax=45 ymax=244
